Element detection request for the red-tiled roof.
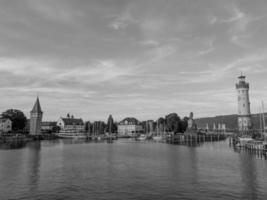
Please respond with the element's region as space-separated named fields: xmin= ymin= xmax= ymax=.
xmin=119 ymin=117 xmax=139 ymax=125
xmin=61 ymin=118 xmax=84 ymax=125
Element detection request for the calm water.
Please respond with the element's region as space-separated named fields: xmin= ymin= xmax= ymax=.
xmin=0 ymin=139 xmax=267 ymax=200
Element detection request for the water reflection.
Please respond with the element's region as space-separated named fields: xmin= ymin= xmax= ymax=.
xmin=26 ymin=142 xmax=41 ymax=193
xmin=0 ymin=141 xmax=27 ymax=150
xmin=233 ymin=147 xmax=267 ymax=160
xmin=239 ymin=153 xmax=259 ymax=199
xmin=0 ymin=139 xmax=267 ymax=200
xmin=187 ymin=147 xmax=199 ymax=185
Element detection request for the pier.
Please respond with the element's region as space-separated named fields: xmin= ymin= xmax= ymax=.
xmin=166 ymin=133 xmax=226 ymax=145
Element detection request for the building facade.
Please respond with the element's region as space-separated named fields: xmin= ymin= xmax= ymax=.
xmin=118 ymin=117 xmax=143 ymax=137
xmin=41 ymin=121 xmax=57 ymax=133
xmin=30 ymin=97 xmax=43 ymax=135
xmin=57 ymin=116 xmax=84 ymax=133
xmin=236 ymin=75 xmax=252 ymax=132
xmin=0 ymin=118 xmax=12 ymax=133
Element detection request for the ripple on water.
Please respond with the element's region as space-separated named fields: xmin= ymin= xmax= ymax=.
xmin=0 ymin=139 xmax=267 ymax=200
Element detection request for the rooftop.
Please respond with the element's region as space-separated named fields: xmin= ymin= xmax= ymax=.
xmin=31 ymin=97 xmax=43 ymax=113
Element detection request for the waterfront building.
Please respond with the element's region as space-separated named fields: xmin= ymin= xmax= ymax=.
xmin=0 ymin=118 xmax=12 ymax=134
xmin=41 ymin=121 xmax=57 ymax=133
xmin=118 ymin=117 xmax=143 ymax=137
xmin=236 ymin=75 xmax=252 ymax=132
xmin=57 ymin=115 xmax=84 ymax=133
xmin=30 ymin=97 xmax=43 ymax=135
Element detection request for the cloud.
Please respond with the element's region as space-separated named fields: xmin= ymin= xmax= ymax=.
xmin=109 ymin=11 xmax=137 ymax=30
xmin=145 ymin=44 xmax=177 ymax=63
xmin=208 ymin=15 xmax=218 ymax=25
xmin=138 ymin=39 xmax=159 ymax=46
xmin=25 ymin=0 xmax=82 ymax=24
xmin=196 ymin=38 xmax=215 ymax=56
xmin=1 ymin=0 xmax=267 ymax=120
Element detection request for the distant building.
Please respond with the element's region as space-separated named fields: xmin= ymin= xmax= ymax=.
xmin=236 ymin=75 xmax=252 ymax=132
xmin=57 ymin=115 xmax=84 ymax=133
xmin=118 ymin=117 xmax=143 ymax=137
xmin=30 ymin=97 xmax=43 ymax=135
xmin=41 ymin=121 xmax=57 ymax=132
xmin=0 ymin=118 xmax=12 ymax=133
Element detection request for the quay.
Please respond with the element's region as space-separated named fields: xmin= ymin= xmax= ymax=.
xmin=166 ymin=133 xmax=226 ymax=145
xmin=229 ymin=136 xmax=267 ymax=154
xmin=0 ymin=133 xmax=58 ymax=144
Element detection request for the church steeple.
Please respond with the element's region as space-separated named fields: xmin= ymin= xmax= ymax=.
xmin=30 ymin=96 xmax=43 ymax=135
xmin=31 ymin=96 xmax=43 ymax=113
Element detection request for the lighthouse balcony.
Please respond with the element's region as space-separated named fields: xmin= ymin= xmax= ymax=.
xmin=236 ymin=82 xmax=249 ymax=89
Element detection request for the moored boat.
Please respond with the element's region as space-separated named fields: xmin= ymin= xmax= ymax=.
xmin=236 ymin=136 xmax=253 ymax=147
xmin=136 ymin=134 xmax=147 ymax=141
xmin=152 ymin=135 xmax=163 ymax=141
xmin=56 ymin=132 xmax=87 ymax=139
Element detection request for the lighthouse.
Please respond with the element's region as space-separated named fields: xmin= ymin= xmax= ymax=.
xmin=236 ymin=75 xmax=252 ymax=133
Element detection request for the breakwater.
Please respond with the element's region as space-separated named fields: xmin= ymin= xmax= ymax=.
xmin=166 ymin=134 xmax=226 ymax=145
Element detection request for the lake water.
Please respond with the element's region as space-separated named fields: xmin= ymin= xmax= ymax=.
xmin=0 ymin=139 xmax=267 ymax=200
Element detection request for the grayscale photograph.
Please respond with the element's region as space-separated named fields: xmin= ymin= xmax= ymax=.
xmin=0 ymin=0 xmax=267 ymax=199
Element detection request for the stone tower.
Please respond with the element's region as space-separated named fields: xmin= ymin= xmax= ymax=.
xmin=236 ymin=75 xmax=252 ymax=132
xmin=30 ymin=97 xmax=43 ymax=135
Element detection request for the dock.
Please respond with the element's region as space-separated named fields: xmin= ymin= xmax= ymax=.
xmin=166 ymin=133 xmax=226 ymax=145
xmin=229 ymin=136 xmax=267 ymax=155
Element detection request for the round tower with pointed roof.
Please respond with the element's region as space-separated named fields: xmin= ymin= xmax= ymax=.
xmin=30 ymin=97 xmax=43 ymax=135
xmin=236 ymin=74 xmax=252 ymax=132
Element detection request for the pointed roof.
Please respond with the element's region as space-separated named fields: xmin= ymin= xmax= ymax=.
xmin=60 ymin=117 xmax=84 ymax=125
xmin=31 ymin=97 xmax=43 ymax=113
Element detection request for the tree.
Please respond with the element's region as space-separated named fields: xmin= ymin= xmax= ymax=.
xmin=85 ymin=121 xmax=91 ymax=133
xmin=2 ymin=109 xmax=27 ymax=131
xmin=179 ymin=117 xmax=189 ymax=133
xmin=156 ymin=117 xmax=166 ymax=133
xmin=106 ymin=115 xmax=114 ymax=134
xmin=157 ymin=117 xmax=165 ymax=125
xmin=165 ymin=113 xmax=181 ymax=134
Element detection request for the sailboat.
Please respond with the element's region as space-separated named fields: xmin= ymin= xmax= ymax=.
xmin=153 ymin=120 xmax=163 ymax=141
xmin=236 ymin=117 xmax=253 ymax=147
xmin=136 ymin=121 xmax=148 ymax=141
xmin=260 ymin=101 xmax=267 ymax=141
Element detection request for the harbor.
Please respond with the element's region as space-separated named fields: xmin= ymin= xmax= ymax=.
xmin=0 ymin=138 xmax=267 ymax=200
xmin=1 ymin=1 xmax=267 ymax=199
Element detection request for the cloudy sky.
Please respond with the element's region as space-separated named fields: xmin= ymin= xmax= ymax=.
xmin=0 ymin=0 xmax=267 ymax=121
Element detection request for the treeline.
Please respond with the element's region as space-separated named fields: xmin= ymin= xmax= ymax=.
xmin=85 ymin=113 xmax=189 ymax=135
xmin=0 ymin=109 xmax=189 ymax=135
xmin=162 ymin=113 xmax=188 ymax=134
xmin=1 ymin=109 xmax=27 ymax=132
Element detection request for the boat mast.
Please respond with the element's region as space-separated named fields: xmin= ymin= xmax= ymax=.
xmin=157 ymin=120 xmax=159 ymax=136
xmin=259 ymin=104 xmax=262 ymax=136
xmin=262 ymin=101 xmax=266 ymax=134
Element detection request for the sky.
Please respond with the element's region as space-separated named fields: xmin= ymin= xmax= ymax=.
xmin=1 ymin=0 xmax=267 ymax=122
